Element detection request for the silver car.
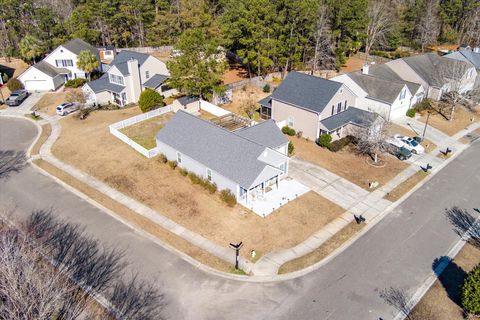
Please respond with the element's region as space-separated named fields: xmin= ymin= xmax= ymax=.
xmin=56 ymin=102 xmax=80 ymax=116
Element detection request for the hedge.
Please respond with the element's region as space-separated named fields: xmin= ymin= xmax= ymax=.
xmin=220 ymin=189 xmax=237 ymax=207
xmin=327 ymin=135 xmax=355 ymax=152
xmin=282 ymin=126 xmax=296 ymax=136
xmin=462 ymin=264 xmax=480 ymax=315
xmin=406 ymin=108 xmax=416 ymax=118
xmin=65 ymin=78 xmax=87 ymax=88
xmin=138 ymin=88 xmax=164 ymax=113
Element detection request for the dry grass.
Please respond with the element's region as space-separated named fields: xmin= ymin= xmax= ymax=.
xmin=384 ymin=170 xmax=429 ymax=202
xmin=290 ymin=136 xmax=409 ymax=190
xmin=52 ymin=109 xmax=346 ymax=259
xmin=119 ymin=112 xmax=173 ymax=149
xmin=410 ymin=243 xmax=480 ymax=320
xmin=32 ymin=159 xmax=235 ymax=273
xmin=341 ymin=56 xmax=365 ymax=73
xmin=30 ymin=124 xmax=51 ymax=156
xmin=222 ymin=66 xmax=248 ymax=85
xmin=418 ymin=106 xmax=478 ymax=136
xmin=388 ymin=123 xmax=437 ymax=153
xmin=279 ymin=222 xmax=365 ymax=274
xmin=221 ymin=85 xmax=269 ymax=121
xmin=198 ymin=110 xmax=218 ymax=121
xmin=0 ymin=58 xmax=29 ymax=98
xmin=33 ymin=89 xmax=81 ymax=116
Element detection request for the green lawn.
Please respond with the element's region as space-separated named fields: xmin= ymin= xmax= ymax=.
xmin=119 ymin=113 xmax=173 ymax=149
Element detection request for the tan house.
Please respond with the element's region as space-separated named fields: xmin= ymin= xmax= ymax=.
xmin=259 ymin=71 xmax=377 ymax=141
xmin=171 ymin=96 xmax=201 ymax=113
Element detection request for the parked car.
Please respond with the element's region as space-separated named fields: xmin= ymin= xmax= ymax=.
xmin=389 ymin=143 xmax=413 ymax=161
xmin=6 ymin=90 xmax=29 ymax=106
xmin=393 ymin=134 xmax=425 ymax=154
xmin=56 ymin=102 xmax=80 ymax=116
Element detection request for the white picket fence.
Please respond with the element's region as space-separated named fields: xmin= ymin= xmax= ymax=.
xmin=199 ymin=100 xmax=231 ymax=117
xmin=109 ymin=106 xmax=173 ymax=158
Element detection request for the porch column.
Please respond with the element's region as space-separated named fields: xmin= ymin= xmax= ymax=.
xmin=246 ymin=188 xmax=249 ymax=205
xmin=340 ymin=126 xmax=344 ymax=138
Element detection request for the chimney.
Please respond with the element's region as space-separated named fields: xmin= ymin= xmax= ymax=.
xmin=474 ymin=47 xmax=480 ymax=53
xmin=362 ymin=64 xmax=370 ymax=75
xmin=127 ymin=58 xmax=142 ymax=102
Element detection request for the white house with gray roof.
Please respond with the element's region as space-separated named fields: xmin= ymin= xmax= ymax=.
xmin=18 ymin=38 xmax=100 ymax=91
xmin=156 ymin=111 xmax=289 ymax=205
xmin=83 ymin=50 xmax=176 ymax=106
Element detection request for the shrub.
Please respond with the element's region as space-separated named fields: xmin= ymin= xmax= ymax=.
xmin=317 ymin=134 xmax=332 ymax=148
xmin=75 ymin=107 xmax=91 ymax=120
xmin=406 ymin=108 xmax=416 ymax=118
xmin=65 ymin=78 xmax=87 ymax=88
xmin=296 ymin=131 xmax=303 ymax=138
xmin=288 ymin=141 xmax=294 ymax=156
xmin=220 ymin=189 xmax=237 ymax=207
xmin=413 ymin=99 xmax=433 ymax=113
xmin=138 ymin=88 xmax=164 ymax=113
xmin=188 ymin=172 xmax=202 ymax=185
xmin=282 ymin=126 xmax=296 ymax=136
xmin=462 ymin=264 xmax=480 ymax=315
xmin=7 ymin=78 xmax=23 ymax=91
xmin=327 ymin=135 xmax=354 ymax=152
xmin=158 ymin=153 xmax=168 ymax=164
xmin=178 ymin=167 xmax=188 ymax=176
xmin=167 ymin=160 xmax=177 ymax=169
xmin=263 ymin=84 xmax=271 ymax=93
xmin=2 ymin=73 xmax=8 ymax=84
xmin=204 ymin=180 xmax=217 ymax=194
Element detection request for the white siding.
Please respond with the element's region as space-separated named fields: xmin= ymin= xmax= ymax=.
xmin=19 ymin=67 xmax=56 ymax=91
xmin=44 ymin=46 xmax=90 ymax=80
xmin=139 ymin=56 xmax=170 ymax=84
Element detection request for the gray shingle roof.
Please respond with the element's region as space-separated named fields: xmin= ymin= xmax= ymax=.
xmin=402 ymin=53 xmax=470 ymax=88
xmin=271 ymin=71 xmax=343 ymax=114
xmin=143 ymin=74 xmax=169 ymax=89
xmin=85 ymin=73 xmax=125 ymax=94
xmin=445 ymin=50 xmax=480 ymax=70
xmin=33 ymin=60 xmax=70 ymax=77
xmin=235 ymin=120 xmax=288 ymax=149
xmin=348 ymin=72 xmax=406 ymax=104
xmin=368 ymin=64 xmax=421 ymax=95
xmin=177 ymin=96 xmax=199 ymax=105
xmin=156 ymin=111 xmax=282 ymax=188
xmin=107 ymin=50 xmax=151 ymax=76
xmin=258 ymin=95 xmax=272 ymax=108
xmin=63 ymin=38 xmax=99 ymax=56
xmin=320 ymin=107 xmax=378 ymax=131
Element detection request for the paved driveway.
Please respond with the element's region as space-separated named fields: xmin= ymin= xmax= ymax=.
xmin=0 ymin=91 xmax=45 ymax=116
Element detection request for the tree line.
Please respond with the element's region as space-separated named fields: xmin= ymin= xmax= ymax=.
xmin=1 ymin=0 xmax=479 ymax=73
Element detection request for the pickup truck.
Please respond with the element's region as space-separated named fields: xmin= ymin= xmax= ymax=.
xmin=6 ymin=90 xmax=29 ymax=106
xmin=388 ymin=141 xmax=413 ymax=161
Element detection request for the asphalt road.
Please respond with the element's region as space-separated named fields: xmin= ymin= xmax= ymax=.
xmin=1 ymin=117 xmax=479 ymax=320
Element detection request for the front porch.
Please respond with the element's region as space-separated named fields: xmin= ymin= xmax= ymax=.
xmin=239 ymin=177 xmax=310 ymax=217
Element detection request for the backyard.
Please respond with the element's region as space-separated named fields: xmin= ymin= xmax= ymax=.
xmin=220 ymin=85 xmax=270 ymax=121
xmin=289 ymin=136 xmax=409 ymax=190
xmin=52 ymin=108 xmax=347 ymax=262
xmin=119 ymin=112 xmax=173 ymax=149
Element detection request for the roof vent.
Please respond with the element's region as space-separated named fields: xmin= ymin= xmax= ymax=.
xmin=362 ymin=64 xmax=369 ymax=75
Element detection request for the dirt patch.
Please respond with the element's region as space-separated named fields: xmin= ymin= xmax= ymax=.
xmin=223 ymin=66 xmax=249 ymax=85
xmin=30 ymin=124 xmax=52 ymax=156
xmin=279 ymin=222 xmax=364 ymax=274
xmin=290 ymin=136 xmax=408 ymax=190
xmin=198 ymin=110 xmax=218 ymax=121
xmin=410 ymin=243 xmax=480 ymax=320
xmin=0 ymin=58 xmax=29 ymax=98
xmin=341 ymin=56 xmax=365 ymax=73
xmin=384 ymin=170 xmax=429 ymax=202
xmin=52 ymin=109 xmax=346 ymax=259
xmin=418 ymin=106 xmax=478 ymax=136
xmin=119 ymin=112 xmax=173 ymax=149
xmin=221 ymin=85 xmax=269 ymax=121
xmin=388 ymin=123 xmax=437 ymax=153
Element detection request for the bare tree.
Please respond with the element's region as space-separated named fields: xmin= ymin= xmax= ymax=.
xmin=311 ymin=1 xmax=332 ymax=73
xmin=354 ymin=117 xmax=391 ymax=164
xmin=240 ymin=98 xmax=259 ymax=119
xmin=364 ymin=0 xmax=392 ymax=62
xmin=66 ymin=89 xmax=86 ymax=105
xmin=0 ymin=150 xmax=27 ymax=180
xmin=380 ymin=287 xmax=414 ymax=320
xmin=416 ymin=0 xmax=440 ymax=52
xmin=445 ymin=206 xmax=480 ymax=248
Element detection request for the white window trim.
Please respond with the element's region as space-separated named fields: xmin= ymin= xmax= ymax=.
xmin=287 ymin=116 xmax=294 ymax=127
xmin=146 ymin=70 xmax=150 ymax=79
xmin=206 ymin=168 xmax=212 ymax=181
xmin=176 ymin=152 xmax=182 ymax=163
xmin=109 ymin=73 xmax=124 ymax=85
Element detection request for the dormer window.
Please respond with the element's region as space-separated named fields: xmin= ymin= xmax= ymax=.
xmin=109 ymin=74 xmax=124 ymax=85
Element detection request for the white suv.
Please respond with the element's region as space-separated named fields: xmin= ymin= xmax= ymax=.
xmin=56 ymin=102 xmax=80 ymax=116
xmin=393 ymin=134 xmax=425 ymax=154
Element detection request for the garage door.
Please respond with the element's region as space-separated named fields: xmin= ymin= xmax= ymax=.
xmin=389 ymin=105 xmax=408 ymax=120
xmin=24 ymin=80 xmax=52 ymax=92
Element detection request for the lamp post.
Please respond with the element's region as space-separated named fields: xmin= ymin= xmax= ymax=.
xmin=229 ymin=241 xmax=243 ymax=270
xmin=422 ymin=111 xmax=431 ymax=141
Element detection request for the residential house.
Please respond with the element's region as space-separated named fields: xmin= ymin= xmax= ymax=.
xmin=83 ymin=50 xmax=176 ymax=106
xmin=445 ymin=48 xmax=480 ymax=88
xmin=259 ymin=71 xmax=375 ymax=141
xmin=97 ymin=45 xmax=116 ymax=62
xmin=171 ymin=96 xmax=200 ymax=113
xmin=332 ymin=66 xmax=413 ymax=120
xmin=156 ymin=111 xmax=289 ymax=205
xmin=386 ymin=53 xmax=477 ymax=100
xmin=18 ymin=38 xmax=100 ymax=91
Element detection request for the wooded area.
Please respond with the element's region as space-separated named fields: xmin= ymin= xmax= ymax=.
xmin=1 ymin=0 xmax=479 ymax=74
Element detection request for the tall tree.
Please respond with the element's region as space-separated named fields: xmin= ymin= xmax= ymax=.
xmin=364 ymin=0 xmax=392 ymax=61
xmin=19 ymin=34 xmax=45 ymax=63
xmin=310 ymin=1 xmax=332 ymax=73
xmin=416 ymin=0 xmax=440 ymax=51
xmin=76 ymin=50 xmax=99 ymax=81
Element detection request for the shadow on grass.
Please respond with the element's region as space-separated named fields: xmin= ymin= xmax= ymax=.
xmin=432 ymin=256 xmax=467 ymax=308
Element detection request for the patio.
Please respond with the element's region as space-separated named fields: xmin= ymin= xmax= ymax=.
xmin=240 ymin=178 xmax=310 ymax=217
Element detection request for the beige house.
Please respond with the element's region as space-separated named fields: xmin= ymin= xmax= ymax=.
xmin=259 ymin=71 xmax=377 ymax=141
xmin=83 ymin=50 xmax=176 ymax=106
xmin=171 ymin=96 xmax=201 ymax=113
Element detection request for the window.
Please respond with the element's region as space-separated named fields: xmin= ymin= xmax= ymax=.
xmin=55 ymin=59 xmax=73 ymax=67
xmin=206 ymin=168 xmax=212 ymax=181
xmin=146 ymin=70 xmax=150 ymax=79
xmin=109 ymin=74 xmax=124 ymax=85
xmin=331 ymin=105 xmax=335 ymax=115
xmin=279 ymin=162 xmax=287 ymax=173
xmin=176 ymin=152 xmax=182 ymax=163
xmin=344 ymin=100 xmax=347 ymax=110
xmin=400 ymin=89 xmax=406 ymax=100
xmin=288 ymin=116 xmax=294 ymax=127
xmin=337 ymin=102 xmax=342 ymax=113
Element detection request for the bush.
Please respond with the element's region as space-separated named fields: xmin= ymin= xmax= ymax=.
xmin=288 ymin=141 xmax=294 ymax=156
xmin=188 ymin=172 xmax=202 ymax=185
xmin=178 ymin=167 xmax=188 ymax=176
xmin=220 ymin=189 xmax=237 ymax=207
xmin=317 ymin=134 xmax=332 ymax=148
xmin=462 ymin=264 xmax=480 ymax=315
xmin=75 ymin=107 xmax=91 ymax=120
xmin=406 ymin=108 xmax=416 ymax=118
xmin=138 ymin=88 xmax=164 ymax=113
xmin=413 ymin=99 xmax=433 ymax=113
xmin=7 ymin=78 xmax=23 ymax=91
xmin=282 ymin=126 xmax=296 ymax=136
xmin=204 ymin=180 xmax=217 ymax=194
xmin=167 ymin=160 xmax=177 ymax=169
xmin=65 ymin=78 xmax=87 ymax=88
xmin=327 ymin=135 xmax=354 ymax=152
xmin=2 ymin=73 xmax=8 ymax=84
xmin=158 ymin=153 xmax=168 ymax=164
xmin=263 ymin=84 xmax=270 ymax=93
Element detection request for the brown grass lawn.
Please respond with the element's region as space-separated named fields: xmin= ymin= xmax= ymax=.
xmin=30 ymin=124 xmax=52 ymax=156
xmin=119 ymin=112 xmax=173 ymax=149
xmin=418 ymin=106 xmax=479 ymax=136
xmin=341 ymin=56 xmax=365 ymax=73
xmin=279 ymin=222 xmax=365 ymax=274
xmin=290 ymin=136 xmax=409 ymax=190
xmin=222 ymin=66 xmax=249 ymax=85
xmin=410 ymin=243 xmax=480 ymax=320
xmin=52 ymin=108 xmax=346 ymax=260
xmin=384 ymin=170 xmax=429 ymax=202
xmin=221 ymin=85 xmax=269 ymax=121
xmin=388 ymin=123 xmax=437 ymax=153
xmin=0 ymin=58 xmax=29 ymax=98
xmin=33 ymin=89 xmax=81 ymax=116
xmin=198 ymin=110 xmax=218 ymax=121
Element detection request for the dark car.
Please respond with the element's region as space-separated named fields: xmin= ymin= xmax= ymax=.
xmin=389 ymin=144 xmax=412 ymax=161
xmin=6 ymin=90 xmax=29 ymax=106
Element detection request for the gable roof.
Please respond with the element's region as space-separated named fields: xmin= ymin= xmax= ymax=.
xmin=367 ymin=64 xmax=421 ymax=95
xmin=85 ymin=73 xmax=125 ymax=93
xmin=446 ymin=50 xmax=480 ymax=70
xmin=143 ymin=74 xmax=169 ymax=89
xmin=348 ymin=72 xmax=406 ymax=104
xmin=63 ymin=38 xmax=98 ymax=56
xmin=177 ymin=95 xmax=199 ymax=106
xmin=31 ymin=60 xmax=70 ymax=78
xmin=107 ymin=50 xmax=151 ymax=76
xmin=320 ymin=107 xmax=378 ymax=131
xmin=235 ymin=120 xmax=288 ymax=149
xmin=402 ymin=53 xmax=470 ymax=88
xmin=156 ymin=111 xmax=284 ymax=188
xmin=271 ymin=71 xmax=343 ymax=114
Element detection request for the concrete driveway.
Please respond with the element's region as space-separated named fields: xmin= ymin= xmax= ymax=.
xmin=0 ymin=91 xmax=45 ymax=116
